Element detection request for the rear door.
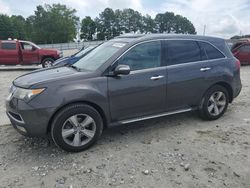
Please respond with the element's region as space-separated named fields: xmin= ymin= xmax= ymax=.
xmin=108 ymin=40 xmax=167 ymax=122
xmin=20 ymin=41 xmax=39 ymax=64
xmin=165 ymin=40 xmax=208 ymax=111
xmin=0 ymin=41 xmax=19 ymax=65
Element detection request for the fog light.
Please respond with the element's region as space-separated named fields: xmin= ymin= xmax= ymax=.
xmin=16 ymin=125 xmax=27 ymax=134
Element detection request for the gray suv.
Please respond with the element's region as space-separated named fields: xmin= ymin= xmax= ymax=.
xmin=6 ymin=34 xmax=242 ymax=152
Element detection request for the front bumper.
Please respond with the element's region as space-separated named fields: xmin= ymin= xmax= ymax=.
xmin=5 ymin=97 xmax=56 ymax=137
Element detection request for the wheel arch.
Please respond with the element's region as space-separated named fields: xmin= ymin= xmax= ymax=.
xmin=41 ymin=56 xmax=55 ymax=64
xmin=204 ymin=82 xmax=233 ymax=103
xmin=47 ymin=101 xmax=108 ymax=134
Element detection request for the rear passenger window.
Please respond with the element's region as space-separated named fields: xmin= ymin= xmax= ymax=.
xmin=1 ymin=42 xmax=16 ymax=50
xmin=167 ymin=40 xmax=201 ymax=65
xmin=198 ymin=42 xmax=225 ymax=60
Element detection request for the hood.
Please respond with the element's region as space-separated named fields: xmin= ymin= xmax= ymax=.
xmin=13 ymin=66 xmax=92 ymax=88
xmin=39 ymin=48 xmax=57 ymax=52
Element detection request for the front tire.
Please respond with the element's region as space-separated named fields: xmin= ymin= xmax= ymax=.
xmin=51 ymin=104 xmax=103 ymax=152
xmin=42 ymin=57 xmax=54 ymax=68
xmin=199 ymin=85 xmax=229 ymax=120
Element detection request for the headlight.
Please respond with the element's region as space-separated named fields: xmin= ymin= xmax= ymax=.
xmin=57 ymin=50 xmax=63 ymax=57
xmin=13 ymin=87 xmax=45 ymax=102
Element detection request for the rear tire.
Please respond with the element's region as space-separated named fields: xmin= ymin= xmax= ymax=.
xmin=199 ymin=85 xmax=229 ymax=120
xmin=51 ymin=104 xmax=103 ymax=152
xmin=42 ymin=57 xmax=54 ymax=68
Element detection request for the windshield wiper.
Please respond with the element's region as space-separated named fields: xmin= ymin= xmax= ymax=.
xmin=69 ymin=65 xmax=81 ymax=71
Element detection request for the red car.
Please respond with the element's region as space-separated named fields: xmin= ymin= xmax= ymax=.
xmin=0 ymin=40 xmax=62 ymax=67
xmin=231 ymin=40 xmax=250 ymax=65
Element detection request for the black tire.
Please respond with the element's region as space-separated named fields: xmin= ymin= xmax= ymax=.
xmin=51 ymin=103 xmax=103 ymax=152
xmin=199 ymin=85 xmax=229 ymax=120
xmin=42 ymin=57 xmax=54 ymax=68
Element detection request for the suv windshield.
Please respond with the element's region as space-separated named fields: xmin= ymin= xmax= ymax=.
xmin=73 ymin=41 xmax=127 ymax=71
xmin=74 ymin=45 xmax=97 ymax=58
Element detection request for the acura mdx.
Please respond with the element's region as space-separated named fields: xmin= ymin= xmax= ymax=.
xmin=6 ymin=34 xmax=242 ymax=152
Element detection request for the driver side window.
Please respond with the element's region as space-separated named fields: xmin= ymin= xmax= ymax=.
xmin=21 ymin=42 xmax=34 ymax=51
xmin=117 ymin=41 xmax=161 ymax=71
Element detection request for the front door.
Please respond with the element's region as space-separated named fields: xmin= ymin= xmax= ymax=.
xmin=108 ymin=41 xmax=167 ymax=122
xmin=20 ymin=42 xmax=39 ymax=64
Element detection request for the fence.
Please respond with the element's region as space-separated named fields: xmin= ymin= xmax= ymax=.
xmin=38 ymin=41 xmax=104 ymax=50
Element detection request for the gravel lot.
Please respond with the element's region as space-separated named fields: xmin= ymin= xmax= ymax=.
xmin=0 ymin=67 xmax=250 ymax=188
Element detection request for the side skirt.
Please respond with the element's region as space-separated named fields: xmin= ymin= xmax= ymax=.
xmin=109 ymin=108 xmax=193 ymax=127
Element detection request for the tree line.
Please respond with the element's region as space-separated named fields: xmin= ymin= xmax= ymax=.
xmin=231 ymin=35 xmax=250 ymax=40
xmin=0 ymin=4 xmax=196 ymax=44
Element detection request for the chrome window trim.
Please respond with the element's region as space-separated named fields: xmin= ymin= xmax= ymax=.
xmin=111 ymin=38 xmax=227 ymax=73
xmin=166 ymin=57 xmax=227 ymax=69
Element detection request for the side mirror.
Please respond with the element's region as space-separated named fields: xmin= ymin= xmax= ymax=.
xmin=113 ymin=64 xmax=130 ymax=76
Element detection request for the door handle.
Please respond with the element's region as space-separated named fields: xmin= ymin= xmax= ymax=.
xmin=150 ymin=75 xmax=164 ymax=80
xmin=200 ymin=67 xmax=211 ymax=72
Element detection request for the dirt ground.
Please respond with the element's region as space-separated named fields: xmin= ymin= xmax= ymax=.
xmin=0 ymin=67 xmax=249 ymax=188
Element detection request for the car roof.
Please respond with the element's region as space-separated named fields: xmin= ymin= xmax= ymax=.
xmin=113 ymin=34 xmax=225 ymax=43
xmin=0 ymin=40 xmax=17 ymax=43
xmin=0 ymin=40 xmax=31 ymax=43
xmin=111 ymin=34 xmax=232 ymax=59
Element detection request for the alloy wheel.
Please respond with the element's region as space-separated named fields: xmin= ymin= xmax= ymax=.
xmin=207 ymin=91 xmax=226 ymax=116
xmin=62 ymin=114 xmax=96 ymax=147
xmin=44 ymin=60 xmax=52 ymax=68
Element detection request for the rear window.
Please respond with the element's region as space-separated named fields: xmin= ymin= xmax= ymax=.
xmin=239 ymin=45 xmax=250 ymax=52
xmin=1 ymin=42 xmax=16 ymax=50
xmin=167 ymin=40 xmax=201 ymax=65
xmin=198 ymin=41 xmax=225 ymax=60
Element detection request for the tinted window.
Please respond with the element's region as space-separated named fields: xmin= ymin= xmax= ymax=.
xmin=21 ymin=42 xmax=33 ymax=50
xmin=239 ymin=45 xmax=250 ymax=52
xmin=1 ymin=42 xmax=16 ymax=50
xmin=167 ymin=40 xmax=201 ymax=65
xmin=118 ymin=41 xmax=161 ymax=71
xmin=198 ymin=41 xmax=225 ymax=60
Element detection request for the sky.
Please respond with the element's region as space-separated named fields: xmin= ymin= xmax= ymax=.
xmin=1 ymin=0 xmax=250 ymax=38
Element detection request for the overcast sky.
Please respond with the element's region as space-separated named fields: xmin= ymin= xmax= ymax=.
xmin=1 ymin=0 xmax=250 ymax=38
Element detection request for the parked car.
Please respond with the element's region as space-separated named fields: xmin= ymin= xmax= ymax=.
xmin=0 ymin=40 xmax=62 ymax=67
xmin=231 ymin=41 xmax=250 ymax=65
xmin=6 ymin=34 xmax=241 ymax=152
xmin=52 ymin=44 xmax=99 ymax=67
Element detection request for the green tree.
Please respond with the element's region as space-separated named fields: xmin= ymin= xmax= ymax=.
xmin=120 ymin=8 xmax=143 ymax=33
xmin=32 ymin=4 xmax=79 ymax=43
xmin=98 ymin=8 xmax=116 ymax=40
xmin=155 ymin=12 xmax=175 ymax=33
xmin=10 ymin=15 xmax=27 ymax=40
xmin=142 ymin=14 xmax=156 ymax=33
xmin=155 ymin=12 xmax=196 ymax=34
xmin=231 ymin=35 xmax=250 ymax=39
xmin=0 ymin=14 xmax=14 ymax=40
xmin=173 ymin=15 xmax=196 ymax=34
xmin=80 ymin=16 xmax=96 ymax=41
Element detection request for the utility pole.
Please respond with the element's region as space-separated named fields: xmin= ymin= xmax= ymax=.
xmin=203 ymin=25 xmax=206 ymax=36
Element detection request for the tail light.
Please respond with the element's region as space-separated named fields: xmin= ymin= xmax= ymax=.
xmin=235 ymin=59 xmax=241 ymax=70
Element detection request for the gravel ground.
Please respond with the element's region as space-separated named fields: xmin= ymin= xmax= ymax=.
xmin=0 ymin=67 xmax=249 ymax=188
